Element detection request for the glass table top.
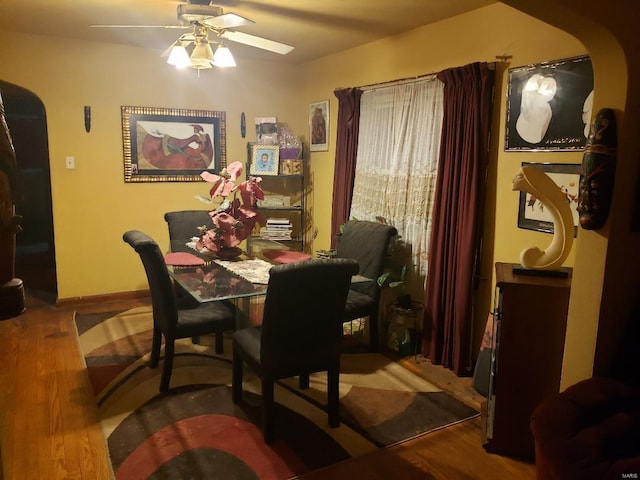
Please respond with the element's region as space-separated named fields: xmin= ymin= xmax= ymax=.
xmin=169 ymin=262 xmax=269 ymax=303
xmin=167 ymin=248 xmax=373 ymax=304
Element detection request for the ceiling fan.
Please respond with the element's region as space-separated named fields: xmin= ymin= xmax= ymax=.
xmin=90 ymin=0 xmax=294 ymax=70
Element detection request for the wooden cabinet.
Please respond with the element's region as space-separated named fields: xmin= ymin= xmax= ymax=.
xmin=483 ymin=262 xmax=572 ymax=460
xmin=246 ymin=142 xmax=305 ymax=255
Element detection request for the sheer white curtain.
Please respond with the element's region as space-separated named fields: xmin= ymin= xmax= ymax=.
xmin=349 ymin=77 xmax=444 ymax=278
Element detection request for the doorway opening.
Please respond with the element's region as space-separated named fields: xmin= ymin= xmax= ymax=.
xmin=1 ymin=80 xmax=57 ymax=304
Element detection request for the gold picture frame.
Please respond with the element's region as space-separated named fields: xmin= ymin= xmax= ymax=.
xmin=249 ymin=144 xmax=280 ymax=176
xmin=122 ymin=106 xmax=226 ymax=182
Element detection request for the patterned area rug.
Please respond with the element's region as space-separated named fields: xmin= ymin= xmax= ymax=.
xmin=75 ymin=306 xmax=478 ymax=479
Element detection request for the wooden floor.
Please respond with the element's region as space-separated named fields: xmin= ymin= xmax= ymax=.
xmin=0 ymin=291 xmax=536 ymax=480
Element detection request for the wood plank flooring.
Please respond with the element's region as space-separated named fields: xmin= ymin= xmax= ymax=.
xmin=0 ymin=292 xmax=535 ymax=479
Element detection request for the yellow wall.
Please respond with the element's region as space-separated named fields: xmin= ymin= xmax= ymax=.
xmin=0 ymin=3 xmax=590 ymax=357
xmin=0 ymin=32 xmax=300 ymax=299
xmin=3 ymin=2 xmax=637 ymax=390
xmin=297 ymin=3 xmax=586 ymax=356
xmin=499 ymin=0 xmax=638 ymax=388
xmin=299 ymin=4 xmax=585 ymax=259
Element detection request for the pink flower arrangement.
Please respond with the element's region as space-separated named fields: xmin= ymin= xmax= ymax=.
xmin=195 ymin=161 xmax=264 ymax=254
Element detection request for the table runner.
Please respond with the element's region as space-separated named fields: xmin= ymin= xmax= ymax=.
xmin=214 ymin=258 xmax=273 ymax=284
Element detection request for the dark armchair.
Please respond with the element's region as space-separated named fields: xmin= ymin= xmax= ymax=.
xmin=123 ymin=230 xmax=237 ymax=392
xmin=164 ymin=210 xmax=213 ymax=253
xmin=530 ymin=309 xmax=640 ymax=479
xmin=530 ymin=376 xmax=640 ymax=479
xmin=335 ymin=220 xmax=398 ymax=350
xmin=232 ymin=258 xmax=359 ymax=443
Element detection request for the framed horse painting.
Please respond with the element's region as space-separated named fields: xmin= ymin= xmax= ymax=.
xmin=122 ymin=106 xmax=226 ymax=182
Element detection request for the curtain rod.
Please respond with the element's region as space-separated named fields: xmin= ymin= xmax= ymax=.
xmin=356 ymin=72 xmax=438 ymax=92
xmin=343 ymin=60 xmax=500 ymax=93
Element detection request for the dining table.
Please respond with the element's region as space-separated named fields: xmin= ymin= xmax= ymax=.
xmin=164 ymin=250 xmax=272 ymax=334
xmin=165 ymin=248 xmax=375 ymax=330
xmin=168 ymin=256 xmax=271 ymax=303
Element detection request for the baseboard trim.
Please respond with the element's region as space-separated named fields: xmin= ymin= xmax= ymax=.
xmin=56 ymin=289 xmax=150 ymax=307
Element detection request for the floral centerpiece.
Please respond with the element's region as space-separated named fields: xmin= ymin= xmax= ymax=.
xmin=194 ymin=161 xmax=264 ymax=258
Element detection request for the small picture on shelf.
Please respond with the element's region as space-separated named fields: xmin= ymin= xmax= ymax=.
xmin=250 ymin=144 xmax=279 ymax=176
xmin=281 ymin=159 xmax=303 ymax=175
xmin=255 ymin=116 xmax=278 ymax=145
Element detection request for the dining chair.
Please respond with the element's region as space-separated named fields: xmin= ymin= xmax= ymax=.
xmin=164 ymin=210 xmax=213 ymax=252
xmin=123 ymin=230 xmax=237 ymax=392
xmin=164 ymin=210 xmax=215 ymax=308
xmin=232 ymin=258 xmax=359 ymax=443
xmin=335 ymin=220 xmax=398 ymax=351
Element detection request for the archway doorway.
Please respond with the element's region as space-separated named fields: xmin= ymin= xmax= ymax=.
xmin=0 ymin=81 xmax=57 ymax=303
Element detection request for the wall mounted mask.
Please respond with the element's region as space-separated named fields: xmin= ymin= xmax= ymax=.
xmin=577 ymin=108 xmax=617 ymax=230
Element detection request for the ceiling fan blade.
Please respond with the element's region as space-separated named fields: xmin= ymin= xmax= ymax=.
xmin=220 ymin=30 xmax=294 ymax=55
xmin=89 ymin=24 xmax=190 ymax=29
xmin=203 ymin=13 xmax=254 ymax=30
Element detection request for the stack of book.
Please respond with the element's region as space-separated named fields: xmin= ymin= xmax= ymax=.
xmin=316 ymin=249 xmax=337 ymax=259
xmin=260 ymin=218 xmax=293 ymax=241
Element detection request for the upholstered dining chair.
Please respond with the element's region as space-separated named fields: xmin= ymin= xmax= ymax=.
xmin=123 ymin=230 xmax=237 ymax=392
xmin=164 ymin=210 xmax=214 ymax=308
xmin=335 ymin=220 xmax=398 ymax=351
xmin=164 ymin=210 xmax=213 ymax=252
xmin=232 ymin=258 xmax=359 ymax=443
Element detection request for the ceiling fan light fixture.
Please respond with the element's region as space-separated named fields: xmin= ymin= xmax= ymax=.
xmin=191 ymin=40 xmax=215 ymax=64
xmin=167 ymin=43 xmax=191 ymax=68
xmin=213 ymin=44 xmax=236 ymax=68
xmin=190 ymin=58 xmax=213 ymax=69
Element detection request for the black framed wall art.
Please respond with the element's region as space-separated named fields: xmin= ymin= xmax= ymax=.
xmin=505 ymin=55 xmax=593 ymax=151
xmin=517 ymin=162 xmax=581 ymax=236
xmin=122 ymin=106 xmax=226 ymax=182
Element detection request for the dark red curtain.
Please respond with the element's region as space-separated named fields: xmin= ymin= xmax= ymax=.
xmin=422 ymin=62 xmax=495 ymax=375
xmin=330 ymin=87 xmax=363 ymax=248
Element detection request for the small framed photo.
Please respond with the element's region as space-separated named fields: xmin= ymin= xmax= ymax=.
xmin=309 ymin=100 xmax=329 ymax=152
xmin=250 ymin=144 xmax=279 ymax=176
xmin=255 ymin=116 xmax=278 ymax=145
xmin=517 ymin=162 xmax=581 ymax=236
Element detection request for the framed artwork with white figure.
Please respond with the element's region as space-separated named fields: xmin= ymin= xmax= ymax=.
xmin=505 ymin=55 xmax=594 ymax=151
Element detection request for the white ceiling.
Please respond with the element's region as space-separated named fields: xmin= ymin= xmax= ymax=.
xmin=0 ymin=0 xmax=496 ymax=64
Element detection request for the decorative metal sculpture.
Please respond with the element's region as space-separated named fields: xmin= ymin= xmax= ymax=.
xmin=577 ymin=108 xmax=617 ymax=230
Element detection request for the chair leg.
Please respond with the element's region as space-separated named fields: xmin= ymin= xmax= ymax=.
xmin=215 ymin=331 xmax=224 ymax=354
xmin=160 ymin=338 xmax=175 ymax=393
xmin=262 ymin=377 xmax=275 ymax=443
xmin=150 ymin=328 xmax=162 ymax=368
xmin=232 ymin=350 xmax=243 ymax=404
xmin=299 ymin=373 xmax=310 ymax=389
xmin=327 ymin=368 xmax=340 ymax=428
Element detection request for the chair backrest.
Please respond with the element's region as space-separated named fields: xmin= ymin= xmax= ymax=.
xmin=123 ymin=230 xmax=178 ymax=334
xmin=164 ymin=210 xmax=213 ymax=252
xmin=335 ymin=220 xmax=398 ymax=298
xmin=260 ymin=258 xmax=359 ymax=378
